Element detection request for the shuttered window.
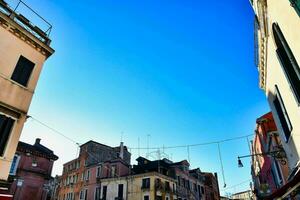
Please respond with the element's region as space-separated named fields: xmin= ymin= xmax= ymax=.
xmin=273 ymin=85 xmax=292 ymax=142
xmin=273 ymin=23 xmax=300 ymax=104
xmin=0 ymin=114 xmax=15 ymax=156
xmin=289 ymin=0 xmax=300 ymax=16
xmin=11 ymin=55 xmax=35 ymax=87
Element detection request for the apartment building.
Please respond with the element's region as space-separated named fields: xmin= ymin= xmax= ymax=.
xmin=250 ymin=0 xmax=300 ymax=198
xmin=251 ymin=112 xmax=289 ymax=198
xmin=132 ymin=157 xmax=209 ymax=200
xmin=57 ymin=141 xmax=131 ymax=200
xmin=0 ymin=0 xmax=54 ymax=196
xmin=9 ymin=138 xmax=58 ymax=200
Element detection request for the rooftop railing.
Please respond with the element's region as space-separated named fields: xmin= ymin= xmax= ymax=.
xmin=0 ymin=0 xmax=52 ymax=45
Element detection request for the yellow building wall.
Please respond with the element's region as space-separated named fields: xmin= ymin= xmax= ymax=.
xmin=253 ymin=0 xmax=300 ymax=169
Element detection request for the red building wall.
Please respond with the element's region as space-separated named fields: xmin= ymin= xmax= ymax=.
xmin=9 ymin=139 xmax=58 ymax=200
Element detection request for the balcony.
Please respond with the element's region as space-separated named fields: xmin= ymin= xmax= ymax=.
xmin=0 ymin=0 xmax=52 ymax=45
xmin=0 ymin=74 xmax=33 ymax=114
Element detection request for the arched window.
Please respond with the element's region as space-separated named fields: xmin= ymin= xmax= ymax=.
xmin=272 ymin=23 xmax=300 ymax=104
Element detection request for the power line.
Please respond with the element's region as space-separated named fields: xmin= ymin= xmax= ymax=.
xmin=28 ymin=115 xmax=253 ymax=195
xmin=221 ymin=179 xmax=252 ymax=191
xmin=130 ymin=134 xmax=254 ymax=150
xmin=28 ymin=116 xmax=79 ymax=145
xmin=28 ymin=115 xmax=253 ymax=151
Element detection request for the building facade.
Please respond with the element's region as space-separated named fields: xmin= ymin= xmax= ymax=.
xmin=230 ymin=190 xmax=252 ymax=200
xmin=9 ymin=138 xmax=58 ymax=200
xmin=251 ymin=112 xmax=289 ymax=198
xmin=132 ymin=157 xmax=211 ymax=200
xmin=251 ymin=0 xmax=300 ymax=198
xmin=57 ymin=141 xmax=131 ymax=200
xmin=0 ymin=0 xmax=54 ymax=196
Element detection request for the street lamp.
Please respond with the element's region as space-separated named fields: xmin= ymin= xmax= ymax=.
xmin=238 ymin=157 xmax=243 ymax=168
xmin=237 ymin=148 xmax=287 ymax=168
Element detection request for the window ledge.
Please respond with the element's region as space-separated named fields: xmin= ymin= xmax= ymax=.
xmin=0 ymin=72 xmax=34 ymax=93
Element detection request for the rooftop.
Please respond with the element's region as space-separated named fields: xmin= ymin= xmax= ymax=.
xmin=17 ymin=138 xmax=58 ymax=160
xmin=0 ymin=0 xmax=52 ymax=45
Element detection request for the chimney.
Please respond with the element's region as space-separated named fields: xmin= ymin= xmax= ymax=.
xmin=119 ymin=142 xmax=124 ymax=159
xmin=35 ymin=138 xmax=41 ymax=145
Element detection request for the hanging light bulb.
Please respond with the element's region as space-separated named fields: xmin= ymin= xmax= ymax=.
xmin=238 ymin=157 xmax=243 ymax=168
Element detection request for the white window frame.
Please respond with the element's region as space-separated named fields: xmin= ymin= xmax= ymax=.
xmin=96 ymin=166 xmax=102 ymax=177
xmin=79 ymin=189 xmax=87 ymax=200
xmin=94 ymin=187 xmax=101 ymax=200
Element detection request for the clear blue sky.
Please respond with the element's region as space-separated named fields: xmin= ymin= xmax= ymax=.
xmin=11 ymin=0 xmax=269 ymax=195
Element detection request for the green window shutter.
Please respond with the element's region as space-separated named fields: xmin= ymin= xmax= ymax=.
xmin=290 ymin=0 xmax=300 ymax=16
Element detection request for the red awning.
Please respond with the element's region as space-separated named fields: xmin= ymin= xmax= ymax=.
xmin=265 ymin=170 xmax=300 ymax=199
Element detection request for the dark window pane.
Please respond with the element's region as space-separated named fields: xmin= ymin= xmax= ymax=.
xmin=102 ymin=186 xmax=107 ymax=200
xmin=118 ymin=184 xmax=123 ymax=198
xmin=0 ymin=114 xmax=15 ymax=156
xmin=273 ymin=86 xmax=292 ymax=141
xmin=11 ymin=55 xmax=35 ymax=87
xmin=273 ymin=23 xmax=300 ymax=104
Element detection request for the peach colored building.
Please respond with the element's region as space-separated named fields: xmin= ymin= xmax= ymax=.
xmin=0 ymin=0 xmax=54 ymax=197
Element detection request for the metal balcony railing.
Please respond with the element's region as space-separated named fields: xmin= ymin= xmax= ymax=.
xmin=0 ymin=0 xmax=52 ymax=45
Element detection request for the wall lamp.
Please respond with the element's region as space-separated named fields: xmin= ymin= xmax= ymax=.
xmin=238 ymin=148 xmax=287 ymax=168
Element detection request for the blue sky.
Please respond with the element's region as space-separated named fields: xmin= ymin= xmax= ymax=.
xmin=11 ymin=0 xmax=269 ymax=195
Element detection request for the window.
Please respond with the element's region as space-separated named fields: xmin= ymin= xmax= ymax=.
xmin=102 ymin=186 xmax=107 ymax=200
xmin=118 ymin=184 xmax=123 ymax=199
xmin=0 ymin=114 xmax=15 ymax=156
xmin=9 ymin=154 xmax=20 ymax=175
xmin=85 ymin=170 xmax=90 ymax=181
xmin=96 ymin=166 xmax=102 ymax=177
xmin=201 ymin=186 xmax=205 ymax=194
xmin=11 ymin=55 xmax=35 ymax=87
xmin=111 ymin=165 xmax=116 ymax=177
xmin=273 ymin=85 xmax=292 ymax=141
xmin=144 ymin=196 xmax=149 ymax=200
xmin=273 ymin=23 xmax=300 ymax=104
xmin=272 ymin=160 xmax=284 ymax=187
xmin=66 ymin=193 xmax=74 ymax=200
xmin=289 ymin=0 xmax=300 ymax=16
xmin=79 ymin=189 xmax=87 ymax=200
xmin=165 ymin=181 xmax=170 ymax=191
xmin=142 ymin=178 xmax=150 ymax=189
xmin=32 ymin=157 xmax=38 ymax=167
xmin=94 ymin=187 xmax=101 ymax=200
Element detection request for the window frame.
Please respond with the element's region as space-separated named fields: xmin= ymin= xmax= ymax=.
xmin=102 ymin=185 xmax=107 ymax=200
xmin=94 ymin=187 xmax=101 ymax=200
xmin=0 ymin=113 xmax=15 ymax=157
xmin=272 ymin=23 xmax=300 ymax=105
xmin=273 ymin=85 xmax=293 ymax=142
xmin=142 ymin=177 xmax=150 ymax=189
xmin=11 ymin=55 xmax=35 ymax=87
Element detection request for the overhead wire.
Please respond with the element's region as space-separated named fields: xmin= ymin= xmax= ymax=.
xmin=28 ymin=115 xmax=253 ymax=196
